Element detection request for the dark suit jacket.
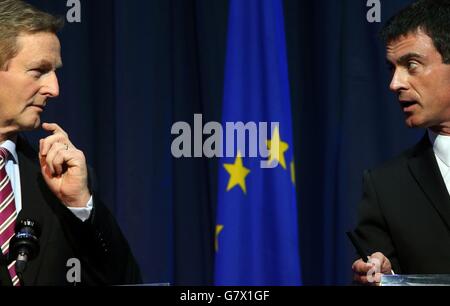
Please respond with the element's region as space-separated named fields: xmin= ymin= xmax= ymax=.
xmin=355 ymin=133 xmax=450 ymax=274
xmin=0 ymin=136 xmax=141 ymax=286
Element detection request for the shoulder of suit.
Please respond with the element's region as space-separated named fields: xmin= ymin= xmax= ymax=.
xmin=367 ymin=136 xmax=427 ymax=178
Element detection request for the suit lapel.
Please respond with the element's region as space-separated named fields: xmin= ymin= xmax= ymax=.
xmin=408 ymin=134 xmax=450 ymax=232
xmin=16 ymin=136 xmax=53 ymax=286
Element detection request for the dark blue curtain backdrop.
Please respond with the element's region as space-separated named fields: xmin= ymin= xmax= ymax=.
xmin=24 ymin=0 xmax=422 ymax=285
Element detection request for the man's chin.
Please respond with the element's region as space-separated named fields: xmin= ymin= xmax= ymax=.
xmin=405 ymin=121 xmax=421 ymax=128
xmin=19 ymin=118 xmax=41 ymax=131
xmin=404 ymin=114 xmax=426 ymax=129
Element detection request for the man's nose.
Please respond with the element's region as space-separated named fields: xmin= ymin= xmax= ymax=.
xmin=389 ymin=69 xmax=409 ymax=93
xmin=41 ymin=72 xmax=60 ymax=98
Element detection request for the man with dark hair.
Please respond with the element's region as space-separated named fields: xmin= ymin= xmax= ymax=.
xmin=0 ymin=0 xmax=141 ymax=285
xmin=352 ymin=0 xmax=450 ymax=284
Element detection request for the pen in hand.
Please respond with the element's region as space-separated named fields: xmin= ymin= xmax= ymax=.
xmin=346 ymin=231 xmax=370 ymax=262
xmin=346 ymin=231 xmax=395 ymax=275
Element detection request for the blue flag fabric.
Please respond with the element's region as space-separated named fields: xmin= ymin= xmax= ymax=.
xmin=214 ymin=0 xmax=301 ymax=285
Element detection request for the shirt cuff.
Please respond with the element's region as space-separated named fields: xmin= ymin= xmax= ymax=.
xmin=67 ymin=195 xmax=93 ymax=222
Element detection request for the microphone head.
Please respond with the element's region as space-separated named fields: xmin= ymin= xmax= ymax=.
xmin=9 ymin=219 xmax=41 ymax=273
xmin=14 ymin=219 xmax=41 ymax=239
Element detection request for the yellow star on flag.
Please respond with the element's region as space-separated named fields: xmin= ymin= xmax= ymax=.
xmin=266 ymin=126 xmax=289 ymax=169
xmin=215 ymin=224 xmax=224 ymax=252
xmin=223 ymin=152 xmax=250 ymax=194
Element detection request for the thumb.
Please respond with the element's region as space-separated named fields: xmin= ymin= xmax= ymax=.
xmin=369 ymin=252 xmax=391 ymax=274
xmin=381 ymin=257 xmax=392 ymax=274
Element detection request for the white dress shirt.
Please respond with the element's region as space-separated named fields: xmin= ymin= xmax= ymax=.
xmin=428 ymin=129 xmax=450 ymax=196
xmin=1 ymin=140 xmax=92 ymax=222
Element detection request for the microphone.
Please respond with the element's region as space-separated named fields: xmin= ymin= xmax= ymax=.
xmin=9 ymin=219 xmax=41 ymax=275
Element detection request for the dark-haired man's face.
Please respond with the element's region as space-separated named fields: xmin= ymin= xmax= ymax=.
xmin=386 ymin=29 xmax=450 ymax=133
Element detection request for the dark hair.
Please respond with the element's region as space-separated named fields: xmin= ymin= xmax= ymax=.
xmin=380 ymin=0 xmax=450 ymax=64
xmin=0 ymin=0 xmax=64 ymax=68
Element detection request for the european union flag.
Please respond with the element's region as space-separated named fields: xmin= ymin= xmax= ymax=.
xmin=214 ymin=0 xmax=302 ymax=285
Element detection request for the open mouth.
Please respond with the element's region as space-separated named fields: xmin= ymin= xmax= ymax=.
xmin=400 ymin=101 xmax=418 ymax=110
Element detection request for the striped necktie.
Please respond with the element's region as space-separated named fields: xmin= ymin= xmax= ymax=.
xmin=0 ymin=148 xmax=20 ymax=286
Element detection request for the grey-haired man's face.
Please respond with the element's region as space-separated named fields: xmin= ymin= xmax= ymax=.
xmin=0 ymin=32 xmax=62 ymax=135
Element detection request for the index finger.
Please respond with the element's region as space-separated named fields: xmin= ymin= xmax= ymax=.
xmin=42 ymin=122 xmax=68 ymax=137
xmin=352 ymin=259 xmax=374 ymax=274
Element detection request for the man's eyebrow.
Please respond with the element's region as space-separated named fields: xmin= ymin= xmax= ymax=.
xmin=28 ymin=59 xmax=62 ymax=70
xmin=396 ymin=52 xmax=425 ymax=64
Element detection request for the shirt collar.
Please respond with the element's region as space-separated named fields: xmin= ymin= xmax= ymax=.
xmin=0 ymin=139 xmax=19 ymax=164
xmin=428 ymin=129 xmax=450 ymax=167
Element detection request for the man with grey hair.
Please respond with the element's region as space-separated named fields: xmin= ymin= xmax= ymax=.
xmin=0 ymin=0 xmax=141 ymax=285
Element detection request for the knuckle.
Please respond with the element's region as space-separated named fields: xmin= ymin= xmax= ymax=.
xmin=75 ymin=149 xmax=85 ymax=158
xmin=58 ymin=134 xmax=67 ymax=142
xmin=373 ymin=252 xmax=383 ymax=258
xmin=56 ymin=149 xmax=64 ymax=159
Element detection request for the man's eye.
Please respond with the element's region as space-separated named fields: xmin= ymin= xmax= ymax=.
xmin=29 ymin=69 xmax=45 ymax=79
xmin=407 ymin=61 xmax=418 ymax=71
